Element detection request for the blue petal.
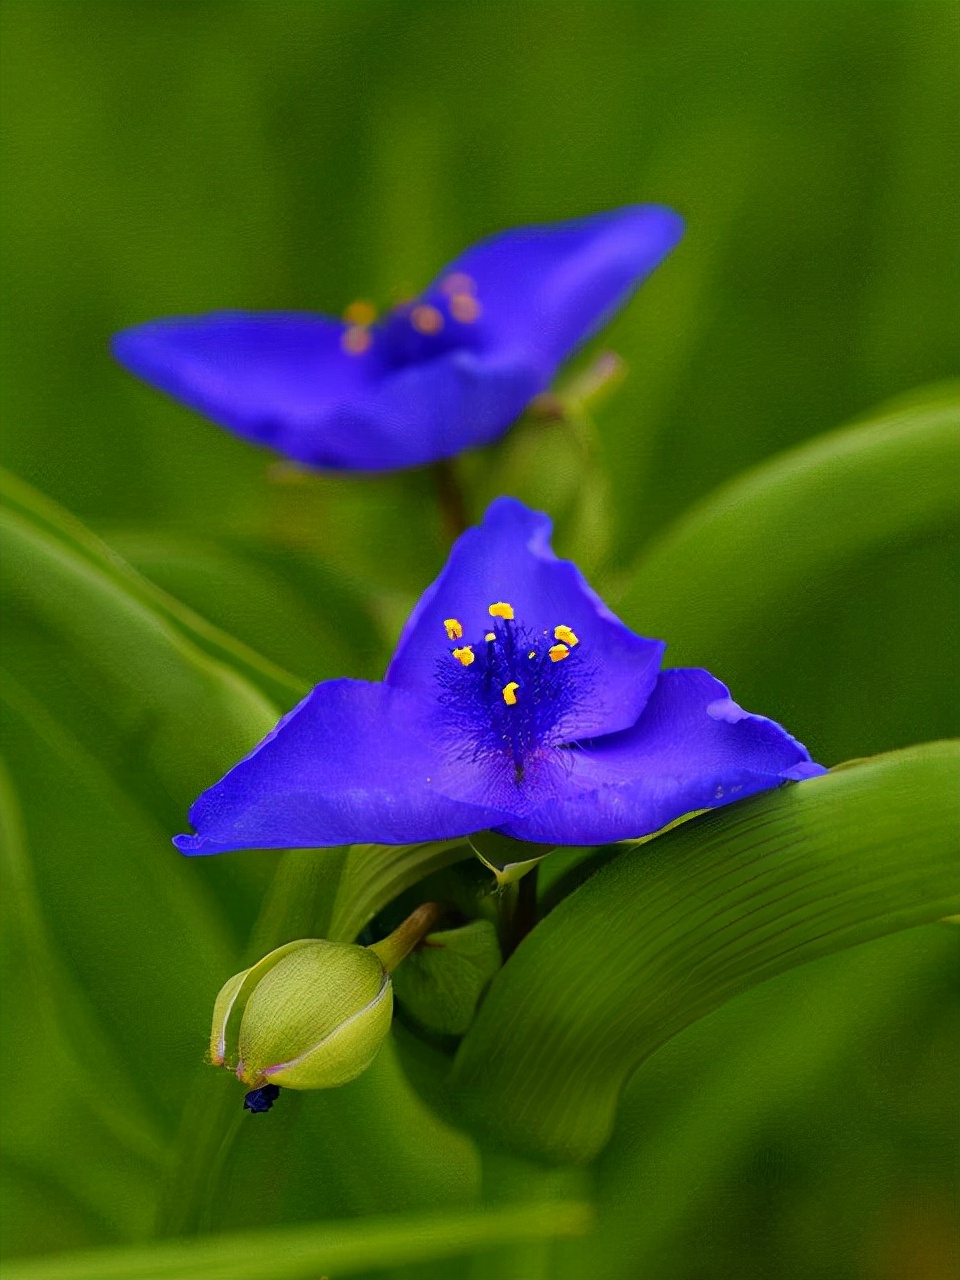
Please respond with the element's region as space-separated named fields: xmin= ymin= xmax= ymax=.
xmin=498 ymin=668 xmax=826 ymax=844
xmin=112 ymin=313 xmax=542 ymax=471
xmin=113 ymin=207 xmax=682 ymax=473
xmin=386 ymin=496 xmax=665 ymax=740
xmin=173 ymin=679 xmax=511 ymax=855
xmin=426 ymin=204 xmax=684 ymax=377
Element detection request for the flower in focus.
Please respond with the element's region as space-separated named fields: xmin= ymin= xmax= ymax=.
xmin=111 ymin=206 xmax=683 ymax=471
xmin=175 ymin=498 xmax=824 ymax=855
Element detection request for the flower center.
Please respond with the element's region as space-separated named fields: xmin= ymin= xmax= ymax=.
xmin=435 ymin=602 xmax=585 ymax=788
xmin=340 ymin=273 xmax=485 ymax=368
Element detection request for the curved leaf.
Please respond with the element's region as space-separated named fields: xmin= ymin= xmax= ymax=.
xmin=327 ymin=839 xmax=473 ymax=943
xmin=568 ymin=926 xmax=958 ymax=1280
xmin=1 ymin=469 xmax=305 ymax=707
xmin=1 ymin=1200 xmax=593 ymax=1280
xmin=0 ymin=761 xmax=165 ymax=1254
xmin=614 ymin=385 xmax=960 ymax=761
xmin=0 ymin=472 xmax=283 ymax=933
xmin=108 ymin=528 xmax=384 ymax=688
xmin=449 ymin=742 xmax=960 ymax=1163
xmin=617 ymin=384 xmax=958 ymax=645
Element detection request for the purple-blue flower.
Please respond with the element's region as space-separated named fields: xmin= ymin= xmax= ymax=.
xmin=175 ymin=498 xmax=824 ymax=855
xmin=112 ymin=206 xmax=683 ymax=472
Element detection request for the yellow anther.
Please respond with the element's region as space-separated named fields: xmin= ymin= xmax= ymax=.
xmin=549 ymin=644 xmax=570 ymax=663
xmin=341 ymin=326 xmax=372 ymax=356
xmin=410 ymin=304 xmax=444 ymax=335
xmin=528 ymin=650 xmax=536 ymax=659
xmin=452 ymin=646 xmax=475 ymax=666
xmin=484 ymin=631 xmax=496 ymax=643
xmin=488 ymin=602 xmax=514 ymax=620
xmin=450 ymin=292 xmax=481 ymax=324
xmin=443 ymin=618 xmax=463 ymax=640
xmin=441 ymin=272 xmax=476 ymax=296
xmin=502 ymin=681 xmax=520 ymax=706
xmin=553 ymin=625 xmax=579 ymax=647
xmin=343 ymin=299 xmax=377 ymax=327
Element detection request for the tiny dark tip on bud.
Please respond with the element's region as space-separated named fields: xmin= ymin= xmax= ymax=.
xmin=243 ymin=1084 xmax=281 ymax=1114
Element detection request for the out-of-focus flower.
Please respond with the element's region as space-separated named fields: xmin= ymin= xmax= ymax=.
xmin=175 ymin=498 xmax=823 ymax=855
xmin=111 ymin=207 xmax=683 ymax=471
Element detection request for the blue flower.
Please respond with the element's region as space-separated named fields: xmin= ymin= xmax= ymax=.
xmin=112 ymin=206 xmax=683 ymax=472
xmin=175 ymin=498 xmax=824 ymax=855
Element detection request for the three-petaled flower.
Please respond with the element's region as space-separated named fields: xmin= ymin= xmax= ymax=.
xmin=112 ymin=206 xmax=683 ymax=472
xmin=175 ymin=498 xmax=824 ymax=855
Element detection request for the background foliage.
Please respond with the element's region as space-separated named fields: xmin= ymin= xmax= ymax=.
xmin=1 ymin=3 xmax=958 ymax=1278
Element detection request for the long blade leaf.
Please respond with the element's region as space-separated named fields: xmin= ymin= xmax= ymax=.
xmin=1 ymin=1201 xmax=593 ymax=1280
xmin=450 ymin=742 xmax=960 ymax=1163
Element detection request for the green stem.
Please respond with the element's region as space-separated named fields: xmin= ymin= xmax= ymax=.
xmin=369 ymin=901 xmax=445 ymax=972
xmin=504 ymin=865 xmax=539 ymax=959
xmin=432 ymin=458 xmax=469 ymax=541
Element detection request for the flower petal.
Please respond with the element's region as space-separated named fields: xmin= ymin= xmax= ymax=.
xmin=427 ymin=204 xmax=684 ymax=376
xmin=173 ymin=679 xmax=512 ymax=855
xmin=498 ymin=668 xmax=826 ymax=844
xmin=112 ymin=313 xmax=542 ymax=470
xmin=352 ymin=347 xmax=542 ymax=466
xmin=386 ymin=496 xmax=665 ymax=739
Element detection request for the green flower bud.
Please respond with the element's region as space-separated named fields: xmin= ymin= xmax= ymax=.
xmin=210 ymin=904 xmax=446 ymax=1097
xmin=237 ymin=940 xmax=392 ymax=1090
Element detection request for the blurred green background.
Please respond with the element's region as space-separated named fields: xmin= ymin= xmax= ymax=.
xmin=1 ymin=2 xmax=958 ymax=1277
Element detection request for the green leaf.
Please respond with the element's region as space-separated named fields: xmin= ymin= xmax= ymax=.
xmin=0 ymin=470 xmax=283 ymax=936
xmin=1 ymin=469 xmax=305 ymax=708
xmin=108 ymin=528 xmax=384 ymax=688
xmin=617 ymin=385 xmax=958 ymax=647
xmin=449 ymin=742 xmax=960 ymax=1164
xmin=0 ymin=1200 xmax=594 ymax=1280
xmin=0 ymin=674 xmax=237 ymax=1127
xmin=392 ymin=920 xmax=502 ymax=1036
xmin=0 ymin=761 xmax=165 ymax=1254
xmin=565 ymin=926 xmax=957 ymax=1280
xmin=0 ymin=472 xmax=301 ymax=1241
xmin=327 ymin=840 xmax=474 ymax=944
xmin=614 ymin=385 xmax=960 ymax=761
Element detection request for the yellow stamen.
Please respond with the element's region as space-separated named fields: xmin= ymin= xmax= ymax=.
xmin=343 ymin=299 xmax=377 ymax=327
xmin=528 ymin=650 xmax=536 ymax=659
xmin=452 ymin=646 xmax=475 ymax=666
xmin=488 ymin=602 xmax=514 ymax=620
xmin=553 ymin=625 xmax=579 ymax=647
xmin=410 ymin=304 xmax=444 ymax=335
xmin=443 ymin=618 xmax=463 ymax=640
xmin=341 ymin=326 xmax=372 ymax=355
xmin=450 ymin=293 xmax=481 ymax=324
xmin=502 ymin=682 xmax=520 ymax=706
xmin=484 ymin=631 xmax=496 ymax=643
xmin=549 ymin=644 xmax=570 ymax=663
xmin=441 ymin=272 xmax=476 ymax=296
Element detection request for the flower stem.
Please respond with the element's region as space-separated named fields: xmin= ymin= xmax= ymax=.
xmin=503 ymin=865 xmax=540 ymax=959
xmin=432 ymin=458 xmax=469 ymax=541
xmin=369 ymin=901 xmax=445 ymax=972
